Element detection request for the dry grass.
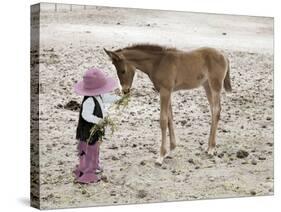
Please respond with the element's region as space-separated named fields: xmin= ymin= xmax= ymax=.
xmin=87 ymin=94 xmax=131 ymax=142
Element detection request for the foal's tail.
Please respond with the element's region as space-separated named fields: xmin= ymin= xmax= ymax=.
xmin=224 ymin=58 xmax=232 ymax=92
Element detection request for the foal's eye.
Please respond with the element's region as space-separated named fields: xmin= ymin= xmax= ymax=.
xmin=120 ymin=70 xmax=125 ymax=74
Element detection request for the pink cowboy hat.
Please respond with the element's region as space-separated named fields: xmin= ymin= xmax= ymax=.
xmin=74 ymin=68 xmax=118 ymax=96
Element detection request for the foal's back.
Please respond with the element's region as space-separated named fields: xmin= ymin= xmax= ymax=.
xmin=160 ymin=47 xmax=227 ymax=91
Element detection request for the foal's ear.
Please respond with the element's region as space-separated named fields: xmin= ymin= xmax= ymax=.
xmin=104 ymin=48 xmax=120 ymax=61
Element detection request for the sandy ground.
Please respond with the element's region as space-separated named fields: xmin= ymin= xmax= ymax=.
xmin=31 ymin=4 xmax=274 ymax=209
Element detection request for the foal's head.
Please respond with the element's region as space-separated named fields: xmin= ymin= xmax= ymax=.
xmin=104 ymin=48 xmax=136 ymax=94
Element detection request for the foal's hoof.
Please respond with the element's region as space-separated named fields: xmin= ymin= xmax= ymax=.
xmin=206 ymin=147 xmax=217 ymax=156
xmin=155 ymin=157 xmax=164 ymax=166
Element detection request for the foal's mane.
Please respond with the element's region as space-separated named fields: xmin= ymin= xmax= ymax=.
xmin=116 ymin=43 xmax=177 ymax=53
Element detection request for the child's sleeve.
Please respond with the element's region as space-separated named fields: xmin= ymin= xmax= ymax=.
xmin=81 ymin=97 xmax=103 ymax=124
xmin=101 ymin=93 xmax=122 ymax=114
xmin=101 ymin=93 xmax=121 ymax=104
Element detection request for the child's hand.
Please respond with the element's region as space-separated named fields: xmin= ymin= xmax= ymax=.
xmin=96 ymin=117 xmax=104 ymax=125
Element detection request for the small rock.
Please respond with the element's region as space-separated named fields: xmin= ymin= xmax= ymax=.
xmin=266 ymin=117 xmax=272 ymax=121
xmin=43 ymin=48 xmax=54 ymax=52
xmin=148 ymin=148 xmax=157 ymax=155
xmin=258 ymin=156 xmax=266 ymax=160
xmin=140 ymin=160 xmax=146 ymax=166
xmin=251 ymin=159 xmax=257 ymax=165
xmin=195 ymin=166 xmax=200 ymax=169
xmin=132 ymin=144 xmax=137 ymax=148
xmin=116 ymin=22 xmax=121 ymax=25
xmin=161 ymin=165 xmax=167 ymax=170
xmin=64 ymin=100 xmax=80 ymax=111
xmin=166 ymin=155 xmax=173 ymax=159
xmin=108 ymin=145 xmax=118 ymax=150
xmin=56 ymin=103 xmax=63 ymax=109
xmin=236 ymin=150 xmax=249 ymax=159
xmin=110 ymin=191 xmax=117 ymax=196
xmin=101 ymin=175 xmax=108 ymax=183
xmin=111 ymin=156 xmax=119 ymax=161
xmin=250 ymin=190 xmax=256 ymax=196
xmin=217 ymin=153 xmax=224 ymax=158
xmin=121 ymin=152 xmax=127 ymax=156
xmin=180 ymin=120 xmax=187 ymax=126
xmin=130 ymin=112 xmax=136 ymax=116
xmin=137 ymin=190 xmax=147 ymax=198
xmin=188 ymin=158 xmax=195 ymax=164
xmin=266 ymin=142 xmax=273 ymax=147
xmin=222 ymin=32 xmax=227 ymax=35
xmin=47 ymin=193 xmax=54 ymax=198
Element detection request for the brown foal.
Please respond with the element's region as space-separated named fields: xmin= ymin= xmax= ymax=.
xmin=104 ymin=44 xmax=232 ymax=165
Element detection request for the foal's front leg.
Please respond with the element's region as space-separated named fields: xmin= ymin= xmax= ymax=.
xmin=156 ymin=89 xmax=171 ymax=165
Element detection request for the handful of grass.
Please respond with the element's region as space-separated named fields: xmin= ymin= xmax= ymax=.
xmin=87 ymin=116 xmax=116 ymax=143
xmin=87 ymin=94 xmax=131 ymax=142
xmin=114 ymin=94 xmax=131 ymax=110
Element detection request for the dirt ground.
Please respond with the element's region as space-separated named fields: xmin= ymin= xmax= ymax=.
xmin=31 ymin=4 xmax=274 ymax=209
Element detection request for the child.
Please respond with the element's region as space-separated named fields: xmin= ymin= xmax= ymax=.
xmin=73 ymin=68 xmax=117 ymax=184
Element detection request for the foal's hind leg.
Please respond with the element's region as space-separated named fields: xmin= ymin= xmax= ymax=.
xmin=168 ymin=102 xmax=176 ymax=151
xmin=203 ymin=82 xmax=212 ymax=109
xmin=204 ymin=80 xmax=222 ymax=155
